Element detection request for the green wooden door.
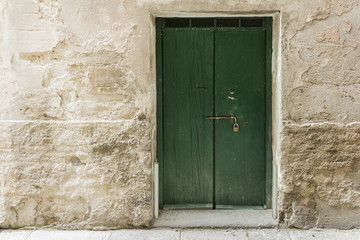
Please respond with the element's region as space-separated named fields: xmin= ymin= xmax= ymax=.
xmin=162 ymin=30 xmax=214 ymax=208
xmin=214 ymin=31 xmax=266 ymax=207
xmin=158 ymin=18 xmax=272 ymax=209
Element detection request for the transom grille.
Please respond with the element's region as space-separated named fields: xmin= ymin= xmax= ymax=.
xmin=162 ymin=18 xmax=265 ymax=28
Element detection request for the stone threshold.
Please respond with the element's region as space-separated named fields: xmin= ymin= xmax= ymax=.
xmin=151 ymin=209 xmax=278 ymax=228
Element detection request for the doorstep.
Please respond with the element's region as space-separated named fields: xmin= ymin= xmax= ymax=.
xmin=151 ymin=209 xmax=278 ymax=228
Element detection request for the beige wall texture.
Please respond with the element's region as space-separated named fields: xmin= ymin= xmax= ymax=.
xmin=0 ymin=0 xmax=359 ymax=230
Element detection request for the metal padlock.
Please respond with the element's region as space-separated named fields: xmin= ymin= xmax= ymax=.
xmin=233 ymin=123 xmax=239 ymax=132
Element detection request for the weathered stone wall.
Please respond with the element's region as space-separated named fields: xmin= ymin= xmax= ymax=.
xmin=0 ymin=122 xmax=152 ymax=229
xmin=279 ymin=0 xmax=360 ymax=229
xmin=280 ymin=124 xmax=360 ymax=229
xmin=0 ymin=0 xmax=359 ymax=229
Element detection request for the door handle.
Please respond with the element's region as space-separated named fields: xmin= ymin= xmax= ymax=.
xmin=206 ymin=116 xmax=239 ymax=132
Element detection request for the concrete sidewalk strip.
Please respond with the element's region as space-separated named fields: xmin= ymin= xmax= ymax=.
xmin=0 ymin=229 xmax=181 ymax=240
xmin=289 ymin=229 xmax=360 ymax=240
xmin=26 ymin=230 xmax=112 ymax=240
xmin=247 ymin=229 xmax=290 ymax=240
xmin=108 ymin=229 xmax=180 ymax=240
xmin=180 ymin=229 xmax=247 ymax=240
xmin=0 ymin=229 xmax=360 ymax=240
xmin=0 ymin=230 xmax=33 ymax=240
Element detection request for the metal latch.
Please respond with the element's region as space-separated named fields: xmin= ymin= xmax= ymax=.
xmin=206 ymin=116 xmax=239 ymax=132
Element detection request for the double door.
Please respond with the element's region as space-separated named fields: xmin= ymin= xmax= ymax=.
xmin=157 ymin=18 xmax=272 ymax=209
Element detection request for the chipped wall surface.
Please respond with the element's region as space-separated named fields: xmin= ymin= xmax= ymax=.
xmin=0 ymin=0 xmax=359 ymax=229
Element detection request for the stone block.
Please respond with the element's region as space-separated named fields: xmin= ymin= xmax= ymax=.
xmin=279 ymin=123 xmax=360 ymax=228
xmin=0 ymin=122 xmax=152 ymax=229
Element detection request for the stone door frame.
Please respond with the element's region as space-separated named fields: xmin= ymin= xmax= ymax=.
xmin=149 ymin=11 xmax=282 ymax=220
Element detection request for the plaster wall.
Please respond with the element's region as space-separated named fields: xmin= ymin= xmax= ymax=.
xmin=0 ymin=0 xmax=359 ymax=229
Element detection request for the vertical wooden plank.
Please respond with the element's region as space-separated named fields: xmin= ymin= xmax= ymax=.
xmin=265 ymin=18 xmax=273 ymax=209
xmin=155 ymin=18 xmax=164 ymax=208
xmin=214 ymin=30 xmax=266 ymax=206
xmin=162 ymin=29 xmax=214 ymax=206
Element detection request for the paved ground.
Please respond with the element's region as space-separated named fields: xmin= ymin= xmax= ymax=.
xmin=0 ymin=228 xmax=359 ymax=240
